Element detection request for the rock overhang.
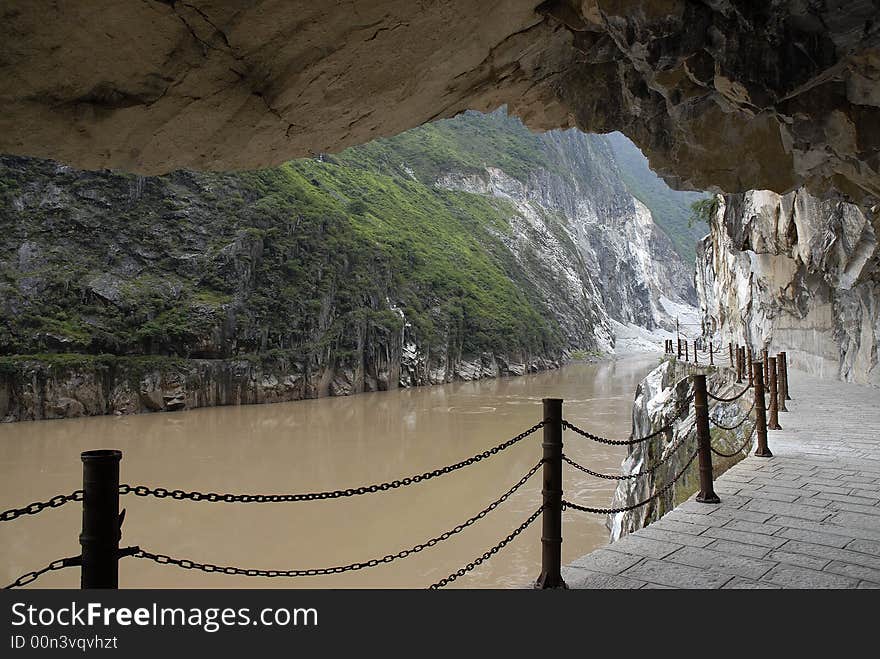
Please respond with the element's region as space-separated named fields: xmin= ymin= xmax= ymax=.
xmin=0 ymin=0 xmax=878 ymax=207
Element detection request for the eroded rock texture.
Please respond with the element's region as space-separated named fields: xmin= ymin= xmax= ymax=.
xmin=696 ymin=189 xmax=880 ymax=384
xmin=2 ymin=1 xmax=879 ymax=205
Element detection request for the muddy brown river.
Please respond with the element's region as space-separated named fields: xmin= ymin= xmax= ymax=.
xmin=0 ymin=354 xmax=660 ymax=589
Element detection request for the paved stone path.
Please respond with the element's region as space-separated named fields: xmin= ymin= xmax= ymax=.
xmin=564 ymin=369 xmax=880 ymax=589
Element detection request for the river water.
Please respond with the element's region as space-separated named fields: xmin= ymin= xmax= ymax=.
xmin=0 ymin=354 xmax=660 ymax=589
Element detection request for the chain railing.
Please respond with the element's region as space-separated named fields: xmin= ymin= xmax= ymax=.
xmin=1 ymin=490 xmax=83 ymax=522
xmin=562 ymin=393 xmax=693 ymax=446
xmin=560 ymin=421 xmax=696 ymax=480
xmin=3 ymin=349 xmax=789 ymax=590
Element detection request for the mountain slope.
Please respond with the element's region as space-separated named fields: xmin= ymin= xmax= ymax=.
xmin=605 ymin=131 xmax=708 ymax=262
xmin=0 ymin=110 xmax=695 ymax=421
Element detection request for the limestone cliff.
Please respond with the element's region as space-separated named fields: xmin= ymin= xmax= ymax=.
xmin=1 ymin=1 xmax=878 ymax=209
xmin=696 ymin=189 xmax=879 ymax=385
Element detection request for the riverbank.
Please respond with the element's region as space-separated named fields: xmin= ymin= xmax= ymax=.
xmin=0 ymin=350 xmax=570 ymax=423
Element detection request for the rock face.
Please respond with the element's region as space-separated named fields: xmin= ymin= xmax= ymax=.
xmin=608 ymin=359 xmax=756 ymax=540
xmin=0 ymin=110 xmax=696 ymax=421
xmin=696 ymin=189 xmax=879 ymax=385
xmin=1 ymin=1 xmax=879 ymax=206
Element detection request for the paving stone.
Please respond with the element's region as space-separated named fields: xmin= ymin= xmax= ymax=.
xmin=768 ymin=515 xmax=880 ymax=542
xmin=665 ymin=546 xmax=775 ymax=580
xmin=757 ymin=484 xmax=813 ymax=497
xmin=851 ymin=489 xmax=880 ymax=499
xmin=845 ymin=538 xmax=880 ymax=554
xmin=723 ymin=519 xmax=784 ymax=536
xmin=621 ymin=559 xmax=733 ymax=589
xmin=560 ymin=567 xmax=647 ymax=589
xmin=777 ymin=540 xmax=880 ymax=571
xmin=703 ymin=526 xmax=789 ymax=549
xmin=858 ymin=581 xmax=880 ymax=589
xmin=819 ymin=492 xmax=880 ymax=506
xmin=706 ymin=507 xmax=775 ymax=524
xmin=570 ymin=548 xmax=643 ymax=575
xmin=776 ymin=527 xmax=852 ymax=549
xmin=744 ymin=499 xmax=833 ymax=522
xmin=676 ymin=500 xmax=728 ymax=514
xmin=664 ymin=511 xmax=730 ymax=528
xmin=826 ymin=501 xmax=880 ymax=516
xmin=793 ymin=495 xmax=833 ymax=508
xmin=761 ymin=563 xmax=860 ymax=589
xmin=704 ymin=539 xmax=771 ymax=559
xmin=722 ymin=577 xmax=781 ymax=589
xmin=828 ymin=510 xmax=880 ymax=531
xmin=823 ymin=561 xmax=880 ymax=586
xmin=637 ymin=527 xmax=715 ymax=548
xmin=605 ymin=535 xmax=682 ymax=560
xmin=649 ymin=519 xmax=710 ymax=536
xmin=765 ymin=550 xmax=830 ymax=571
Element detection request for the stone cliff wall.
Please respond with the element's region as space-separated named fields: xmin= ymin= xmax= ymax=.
xmin=696 ymin=190 xmax=879 ymax=385
xmin=0 ymin=351 xmax=562 ymax=422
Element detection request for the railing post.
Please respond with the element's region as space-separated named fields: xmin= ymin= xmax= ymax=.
xmin=693 ymin=339 xmax=698 ymax=365
xmin=767 ymin=357 xmax=781 ymax=430
xmin=535 ymin=398 xmax=566 ymax=589
xmin=781 ymin=351 xmax=792 ymax=400
xmin=80 ymin=449 xmax=122 ymax=589
xmin=709 ymin=342 xmax=714 ymax=365
xmin=693 ymin=374 xmax=720 ymax=504
xmin=728 ymin=342 xmax=733 ymax=364
xmin=777 ymin=355 xmax=788 ymax=412
xmin=677 ymin=338 xmax=682 ymax=359
xmin=753 ymin=361 xmax=772 ymax=457
xmin=735 ymin=346 xmax=743 ymax=383
xmin=762 ymin=348 xmax=769 ymax=387
xmin=685 ymin=341 xmax=689 ymax=361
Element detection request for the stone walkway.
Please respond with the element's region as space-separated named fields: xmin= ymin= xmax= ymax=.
xmin=563 ymin=369 xmax=880 ymax=589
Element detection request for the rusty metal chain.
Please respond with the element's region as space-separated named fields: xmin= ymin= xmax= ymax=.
xmin=709 ymin=398 xmax=756 ymax=431
xmin=562 ymin=393 xmax=693 ymax=446
xmin=561 ymin=422 xmax=696 ymax=480
xmin=429 ymin=506 xmax=544 ymax=589
xmin=707 ymin=383 xmax=752 ymax=402
xmin=3 ymin=555 xmax=81 ymax=589
xmin=120 ymin=422 xmax=545 ymax=504
xmin=562 ymin=448 xmax=699 ymax=515
xmin=711 ymin=423 xmax=758 ymax=458
xmin=1 ymin=490 xmax=83 ymax=523
xmin=130 ymin=461 xmax=544 ymax=580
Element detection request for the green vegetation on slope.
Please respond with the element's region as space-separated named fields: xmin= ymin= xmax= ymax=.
xmin=0 ymin=112 xmax=569 ymax=365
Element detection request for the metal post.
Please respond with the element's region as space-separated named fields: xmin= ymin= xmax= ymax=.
xmin=677 ymin=338 xmax=682 ymax=359
xmin=729 ymin=342 xmax=733 ymax=364
xmin=777 ymin=355 xmax=788 ymax=412
xmin=535 ymin=398 xmax=566 ymax=589
xmin=685 ymin=341 xmax=689 ymax=361
xmin=80 ymin=449 xmax=122 ymax=589
xmin=753 ymin=361 xmax=772 ymax=457
xmin=693 ymin=339 xmax=698 ymax=365
xmin=709 ymin=342 xmax=714 ymax=365
xmin=781 ymin=351 xmax=792 ymax=400
xmin=693 ymin=374 xmax=720 ymax=504
xmin=736 ymin=347 xmax=743 ymax=383
xmin=767 ymin=357 xmax=781 ymax=430
xmin=762 ymin=348 xmax=769 ymax=387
